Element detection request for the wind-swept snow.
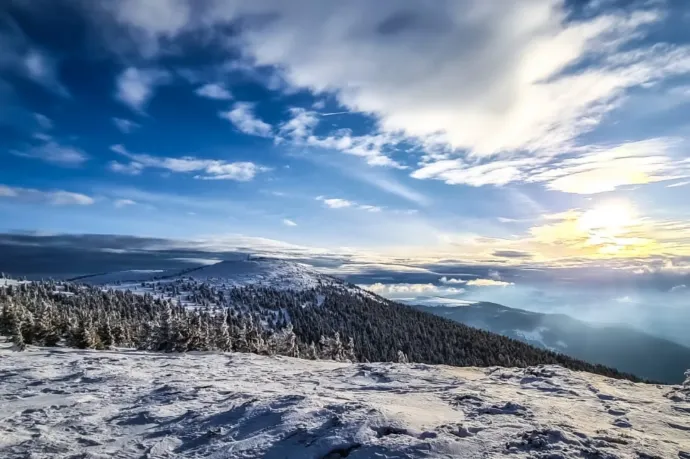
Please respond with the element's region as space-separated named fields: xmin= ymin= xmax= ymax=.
xmin=1 ymin=345 xmax=688 ymax=458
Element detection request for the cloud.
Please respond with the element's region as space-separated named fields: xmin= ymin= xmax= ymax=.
xmin=316 ymin=196 xmax=353 ymax=209
xmin=110 ymin=144 xmax=268 ymax=181
xmin=114 ymin=199 xmax=137 ymax=208
xmin=115 ymin=67 xmax=169 ymax=112
xmin=413 ymin=138 xmax=690 ymax=194
xmin=305 ymin=131 xmax=406 ymax=168
xmin=278 ymin=107 xmax=319 ymax=140
xmin=109 ymin=160 xmax=144 ymax=175
xmin=466 ymin=278 xmax=514 ymax=287
xmin=358 ymin=205 xmax=382 ymax=213
xmin=112 ymin=117 xmax=141 ymax=134
xmin=667 ymin=180 xmax=690 ymax=188
xmin=282 ymin=218 xmax=297 ymax=227
xmin=493 ymin=250 xmax=532 ymax=259
xmin=219 ymin=102 xmax=272 ymax=137
xmin=276 ymin=107 xmax=407 ymax=169
xmin=34 ymin=113 xmax=53 ymax=130
xmin=439 ymin=276 xmax=465 ymax=284
xmin=195 ymin=83 xmax=233 ymax=100
xmin=12 ymin=141 xmax=88 ymax=166
xmin=361 ymin=282 xmax=464 ymax=296
xmin=0 ymin=185 xmax=94 ymax=206
xmin=86 ymin=1 xmax=690 ymax=183
xmin=23 ymin=50 xmax=68 ymax=96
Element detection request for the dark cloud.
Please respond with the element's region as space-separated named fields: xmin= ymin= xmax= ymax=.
xmin=492 ymin=250 xmax=532 ymax=259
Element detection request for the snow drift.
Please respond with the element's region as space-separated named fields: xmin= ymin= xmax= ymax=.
xmin=1 ymin=344 xmax=688 ymax=458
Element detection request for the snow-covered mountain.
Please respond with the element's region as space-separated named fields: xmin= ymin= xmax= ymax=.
xmin=73 ymin=257 xmax=340 ymax=291
xmin=416 ymin=302 xmax=690 ymax=384
xmin=1 ymin=344 xmax=688 ymax=458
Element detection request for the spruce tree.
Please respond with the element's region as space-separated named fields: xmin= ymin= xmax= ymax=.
xmin=11 ymin=317 xmax=26 ymax=351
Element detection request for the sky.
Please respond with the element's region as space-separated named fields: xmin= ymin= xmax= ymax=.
xmin=2 ymin=0 xmax=690 ymax=340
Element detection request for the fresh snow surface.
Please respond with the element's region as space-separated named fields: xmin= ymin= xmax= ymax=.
xmin=1 ymin=345 xmax=689 ymax=458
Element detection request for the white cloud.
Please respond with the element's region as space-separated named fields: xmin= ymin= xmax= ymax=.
xmin=110 ymin=144 xmax=268 ymax=181
xmin=0 ymin=185 xmax=94 ymax=206
xmin=109 ymin=160 xmax=144 ymax=175
xmin=358 ymin=205 xmax=382 ymax=213
xmin=440 ymin=276 xmax=466 ymax=284
xmin=282 ymin=218 xmax=297 ymax=227
xmin=317 ymin=197 xmax=353 ymax=209
xmin=114 ymin=199 xmax=137 ymax=208
xmin=360 ymin=282 xmax=465 ymax=296
xmin=278 ymin=107 xmax=319 ymax=140
xmin=305 ymin=131 xmax=406 ymax=169
xmin=195 ymin=83 xmax=233 ymax=100
xmin=413 ymin=138 xmax=690 ymax=194
xmin=115 ymin=67 xmax=169 ymax=112
xmin=466 ymin=278 xmax=514 ymax=287
xmin=219 ymin=102 xmax=272 ymax=137
xmin=112 ymin=117 xmax=141 ymax=134
xmin=12 ymin=141 xmax=88 ymax=166
xmin=667 ymin=180 xmax=690 ymax=188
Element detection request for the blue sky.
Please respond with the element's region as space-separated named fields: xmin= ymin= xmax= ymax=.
xmin=2 ymin=0 xmax=690 ymax=294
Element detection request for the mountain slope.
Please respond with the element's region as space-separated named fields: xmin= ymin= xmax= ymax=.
xmin=415 ymin=302 xmax=690 ymax=384
xmin=1 ymin=344 xmax=688 ymax=458
xmin=1 ymin=266 xmax=642 ymax=381
xmin=73 ymin=258 xmax=340 ymax=291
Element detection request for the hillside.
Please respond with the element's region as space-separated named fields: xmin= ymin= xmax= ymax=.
xmin=1 ymin=344 xmax=688 ymax=458
xmin=1 ymin=263 xmax=643 ymax=381
xmin=415 ymin=302 xmax=690 ymax=384
xmin=72 ymin=258 xmax=341 ymax=291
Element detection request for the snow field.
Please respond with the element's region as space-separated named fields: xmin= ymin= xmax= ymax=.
xmin=1 ymin=344 xmax=688 ymax=458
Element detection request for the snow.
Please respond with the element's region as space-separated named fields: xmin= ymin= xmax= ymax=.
xmin=1 ymin=344 xmax=688 ymax=458
xmin=78 ymin=258 xmax=340 ymax=291
xmin=0 ymin=279 xmax=25 ymax=287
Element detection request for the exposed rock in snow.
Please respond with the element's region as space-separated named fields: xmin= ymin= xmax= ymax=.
xmin=1 ymin=344 xmax=688 ymax=458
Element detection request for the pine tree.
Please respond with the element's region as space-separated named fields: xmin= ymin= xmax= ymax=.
xmin=0 ymin=298 xmax=15 ymax=336
xmin=11 ymin=317 xmax=26 ymax=351
xmin=73 ymin=318 xmax=98 ymax=349
xmin=345 ymin=337 xmax=357 ymax=362
xmin=397 ymin=350 xmax=409 ymax=364
xmin=35 ymin=302 xmax=60 ymax=347
xmin=215 ymin=311 xmax=232 ymax=352
xmin=98 ymin=317 xmax=115 ymax=349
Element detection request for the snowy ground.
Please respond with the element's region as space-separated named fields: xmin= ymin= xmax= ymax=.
xmin=1 ymin=345 xmax=688 ymax=458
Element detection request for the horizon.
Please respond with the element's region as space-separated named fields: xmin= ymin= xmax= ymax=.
xmin=2 ymin=1 xmax=690 ymax=346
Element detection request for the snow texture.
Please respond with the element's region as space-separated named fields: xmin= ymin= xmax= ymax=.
xmin=1 ymin=344 xmax=688 ymax=458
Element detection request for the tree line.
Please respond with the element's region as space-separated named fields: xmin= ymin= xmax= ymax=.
xmin=0 ymin=279 xmax=645 ymax=381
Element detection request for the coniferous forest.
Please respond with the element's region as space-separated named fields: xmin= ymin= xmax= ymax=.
xmin=0 ymin=279 xmax=645 ymax=382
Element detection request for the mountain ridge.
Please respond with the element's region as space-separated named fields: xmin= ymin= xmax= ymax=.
xmin=414 ymin=301 xmax=690 ymax=384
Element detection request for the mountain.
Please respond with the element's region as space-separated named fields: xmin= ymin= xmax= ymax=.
xmin=2 ymin=344 xmax=688 ymax=458
xmin=72 ymin=257 xmax=340 ymax=291
xmin=414 ymin=301 xmax=690 ymax=384
xmin=1 ymin=258 xmax=643 ymax=382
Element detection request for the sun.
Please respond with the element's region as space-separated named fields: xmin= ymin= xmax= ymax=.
xmin=577 ymin=201 xmax=636 ymax=236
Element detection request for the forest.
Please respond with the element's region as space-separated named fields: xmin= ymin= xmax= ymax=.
xmin=0 ymin=279 xmax=644 ymax=382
